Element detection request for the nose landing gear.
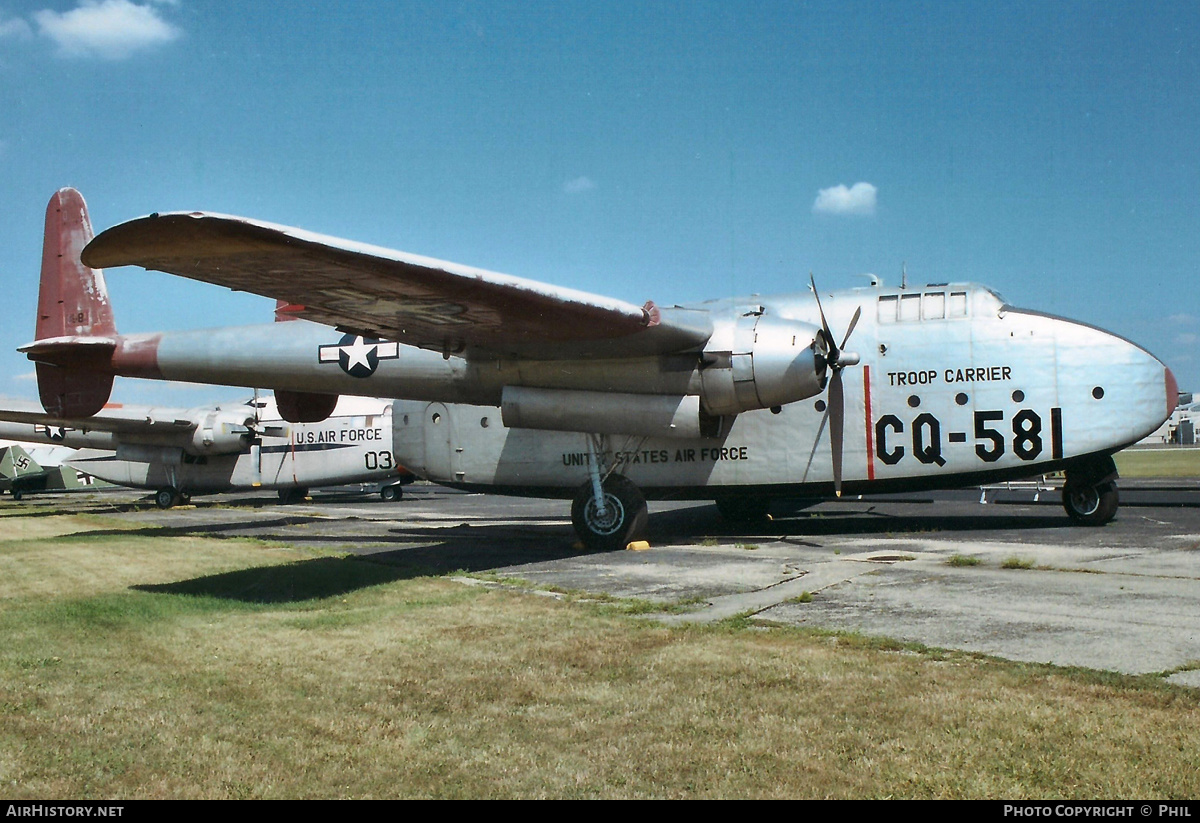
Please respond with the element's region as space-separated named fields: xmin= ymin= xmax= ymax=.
xmin=1061 ymin=454 xmax=1120 ymax=526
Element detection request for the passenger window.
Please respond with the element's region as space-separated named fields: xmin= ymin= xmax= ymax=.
xmin=899 ymin=293 xmax=921 ymax=322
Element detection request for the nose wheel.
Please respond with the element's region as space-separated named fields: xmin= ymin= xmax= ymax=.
xmin=1062 ymin=481 xmax=1118 ymax=526
xmin=1062 ymin=454 xmax=1120 ymax=526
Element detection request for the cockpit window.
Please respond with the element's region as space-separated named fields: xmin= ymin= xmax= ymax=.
xmin=878 ymin=294 xmax=898 ymax=323
xmin=878 ymin=289 xmax=970 ymax=323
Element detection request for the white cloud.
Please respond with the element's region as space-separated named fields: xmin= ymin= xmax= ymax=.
xmin=34 ymin=0 xmax=181 ymax=60
xmin=1175 ymin=333 xmax=1198 ymax=346
xmin=563 ymin=176 xmax=596 ymax=194
xmin=14 ymin=371 xmax=38 ymax=382
xmin=1169 ymin=313 xmax=1196 ymax=325
xmin=0 ymin=15 xmax=33 ymax=39
xmin=812 ymin=182 xmax=877 ymax=216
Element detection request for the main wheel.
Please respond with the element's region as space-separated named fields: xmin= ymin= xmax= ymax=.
xmin=11 ymin=488 xmax=22 ymax=502
xmin=380 ymin=483 xmax=402 ymax=502
xmin=278 ymin=488 xmax=309 ymax=504
xmin=1062 ymin=481 xmax=1118 ymax=526
xmin=571 ymin=475 xmax=648 ymax=552
xmin=155 ymin=487 xmax=178 ymax=509
xmin=715 ymin=495 xmax=771 ymax=523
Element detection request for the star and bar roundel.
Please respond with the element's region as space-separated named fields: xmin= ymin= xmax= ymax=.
xmin=318 ymin=334 xmax=400 ymax=378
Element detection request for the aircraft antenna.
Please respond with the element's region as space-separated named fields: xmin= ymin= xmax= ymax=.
xmin=901 ymin=262 xmax=907 ymax=290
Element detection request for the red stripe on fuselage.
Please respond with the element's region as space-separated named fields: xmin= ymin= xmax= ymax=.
xmin=863 ymin=365 xmax=875 ymax=480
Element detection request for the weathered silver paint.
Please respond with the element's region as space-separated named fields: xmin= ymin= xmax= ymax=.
xmin=24 ymin=190 xmax=1177 ymax=517
xmin=0 ymin=396 xmax=405 ymax=496
xmin=386 ymin=284 xmax=1172 ymax=496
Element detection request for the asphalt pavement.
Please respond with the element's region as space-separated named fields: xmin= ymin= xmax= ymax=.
xmin=19 ymin=477 xmax=1200 ymax=687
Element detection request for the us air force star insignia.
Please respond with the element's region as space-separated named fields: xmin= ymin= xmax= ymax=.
xmin=318 ymin=334 xmax=400 ymax=378
xmin=36 ymin=424 xmax=66 ymax=442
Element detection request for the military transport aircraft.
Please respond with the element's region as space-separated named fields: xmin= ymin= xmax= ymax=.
xmin=0 ymin=393 xmax=412 ymax=508
xmin=19 ymin=188 xmax=1176 ymax=548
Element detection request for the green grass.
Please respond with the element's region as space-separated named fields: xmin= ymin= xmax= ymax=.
xmin=1001 ymin=556 xmax=1036 ymax=570
xmin=2 ymin=511 xmax=1200 ymax=799
xmin=1114 ymin=448 xmax=1200 ymax=479
xmin=948 ymin=554 xmax=982 ymax=567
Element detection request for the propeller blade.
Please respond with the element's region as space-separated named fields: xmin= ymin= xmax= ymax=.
xmin=840 ymin=306 xmax=862 ymax=352
xmin=830 ymin=369 xmax=845 ymax=497
xmin=809 ymin=274 xmax=860 ymax=497
xmin=809 ymin=274 xmax=837 ymax=360
xmin=801 ymin=402 xmax=831 ymax=484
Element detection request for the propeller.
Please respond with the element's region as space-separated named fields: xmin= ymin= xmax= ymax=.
xmin=251 ymin=388 xmax=263 ymax=483
xmin=809 ymin=274 xmax=862 ymax=496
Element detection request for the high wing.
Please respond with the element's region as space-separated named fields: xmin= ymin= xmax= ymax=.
xmin=82 ymin=212 xmax=713 ymax=359
xmin=0 ymin=398 xmax=256 ymax=457
xmin=0 ymin=398 xmax=200 ymax=436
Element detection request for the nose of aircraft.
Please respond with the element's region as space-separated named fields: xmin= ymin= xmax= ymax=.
xmin=1165 ymin=365 xmax=1179 ymax=421
xmin=1040 ymin=311 xmax=1177 ymax=454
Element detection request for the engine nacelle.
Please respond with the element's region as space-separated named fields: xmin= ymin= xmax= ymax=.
xmin=501 ymin=386 xmax=706 ymax=439
xmin=699 ymin=313 xmax=826 ymax=415
xmin=187 ymin=408 xmax=255 ymax=455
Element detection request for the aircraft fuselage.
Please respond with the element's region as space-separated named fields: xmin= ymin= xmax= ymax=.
xmin=72 ymin=282 xmax=1173 ymax=497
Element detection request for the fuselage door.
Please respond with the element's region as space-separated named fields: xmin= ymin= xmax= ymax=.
xmin=423 ymin=403 xmax=454 ymax=482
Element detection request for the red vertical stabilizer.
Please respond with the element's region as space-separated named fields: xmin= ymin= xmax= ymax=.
xmin=32 ymin=188 xmax=116 ymax=417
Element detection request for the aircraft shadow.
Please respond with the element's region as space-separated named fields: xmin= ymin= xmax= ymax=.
xmin=132 ymin=504 xmax=1079 ymax=606
xmin=133 ymin=555 xmax=417 ymax=604
xmin=134 ymin=527 xmax=591 ymax=604
xmin=645 ymin=503 xmax=1073 ymax=542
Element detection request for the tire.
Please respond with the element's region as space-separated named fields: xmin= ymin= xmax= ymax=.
xmin=715 ymin=495 xmax=771 ymax=523
xmin=571 ymin=475 xmax=648 ymax=552
xmin=1062 ymin=481 xmax=1118 ymax=526
xmin=11 ymin=488 xmax=22 ymax=502
xmin=380 ymin=484 xmax=401 ymax=502
xmin=155 ymin=488 xmax=178 ymax=509
xmin=278 ymin=488 xmax=308 ymax=504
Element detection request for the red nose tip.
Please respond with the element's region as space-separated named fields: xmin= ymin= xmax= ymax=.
xmin=1165 ymin=366 xmax=1179 ymax=419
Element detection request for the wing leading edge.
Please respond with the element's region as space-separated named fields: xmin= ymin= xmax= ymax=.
xmin=0 ymin=399 xmax=197 ymax=435
xmin=82 ymin=212 xmax=713 ymax=359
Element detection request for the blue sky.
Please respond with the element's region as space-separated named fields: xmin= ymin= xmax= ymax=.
xmin=1 ymin=1 xmax=1197 ymax=407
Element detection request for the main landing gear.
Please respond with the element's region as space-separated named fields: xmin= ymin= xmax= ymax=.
xmin=278 ymin=487 xmax=309 ymax=504
xmin=571 ymin=475 xmax=648 ymax=552
xmin=570 ymin=435 xmax=648 ymax=552
xmin=155 ymin=487 xmax=190 ymax=509
xmin=1061 ymin=454 xmax=1120 ymax=526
